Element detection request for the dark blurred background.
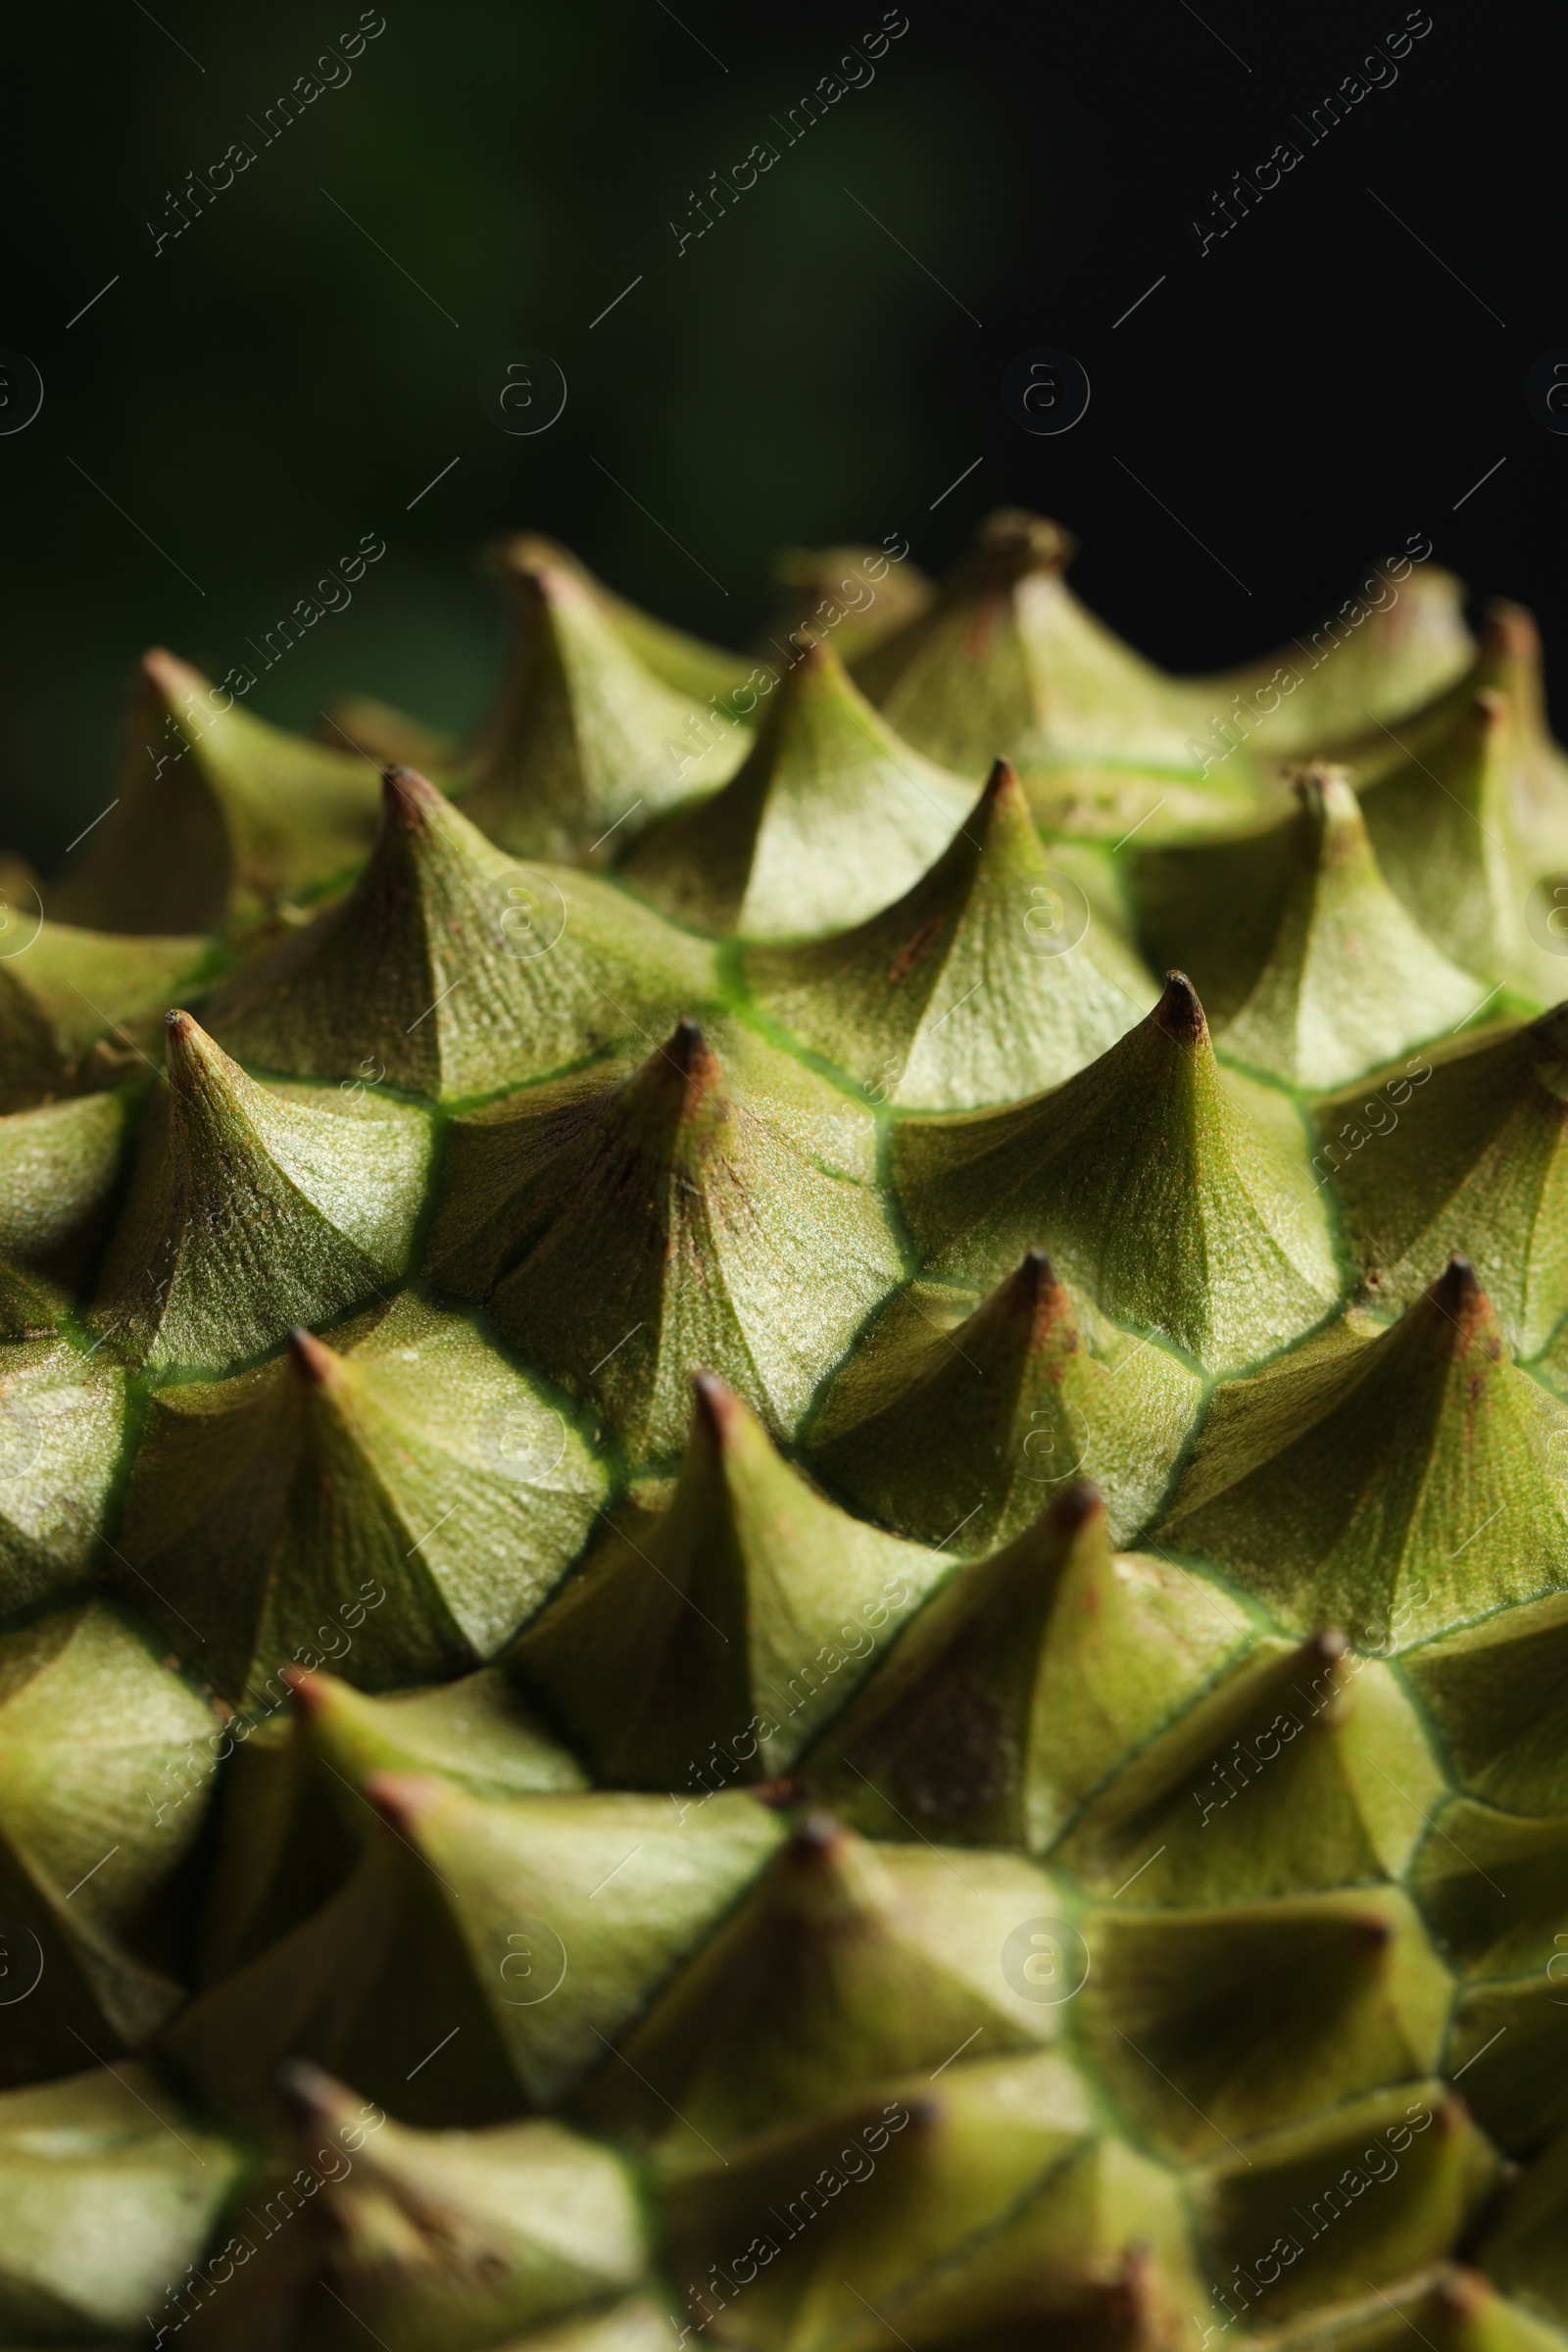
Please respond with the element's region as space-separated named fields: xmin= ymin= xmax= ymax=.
xmin=1 ymin=0 xmax=1560 ymax=868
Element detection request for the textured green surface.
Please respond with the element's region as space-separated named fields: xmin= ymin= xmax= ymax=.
xmin=1 ymin=514 xmax=1567 ymax=2351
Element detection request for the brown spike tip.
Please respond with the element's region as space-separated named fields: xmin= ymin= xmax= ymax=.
xmin=1153 ymin=970 xmax=1207 ymax=1046
xmin=1289 ymin=760 xmax=1353 ymax=812
xmin=1004 ymin=1248 xmax=1057 ymax=1311
xmin=973 ymin=509 xmax=1076 ymax=577
xmin=691 ymin=1370 xmax=743 ymax=1446
xmin=280 ymin=1662 xmax=331 ymax=1714
xmin=1482 ymin=599 xmax=1540 ymax=662
xmin=364 ymin=1770 xmax=443 ymax=1834
xmin=634 ymin=1017 xmax=724 ymax=1120
xmin=1435 ymin=2270 xmax=1492 ymax=2321
xmin=488 ymin=533 xmax=581 ymax=598
xmin=1431 ymin=1254 xmax=1485 ymax=1327
xmin=274 ymin=2057 xmax=351 ymax=2128
xmin=788 ymin=1810 xmax=847 ymax=1860
xmin=380 ymin=765 xmax=444 ymax=831
xmin=1105 ymin=2244 xmax=1160 ymax=2335
xmin=285 ymin=1327 xmax=342 ymax=1389
xmin=490 ymin=529 xmax=574 ymax=582
xmin=978 ymin=756 xmax=1023 ymax=807
xmin=141 ymin=646 xmax=190 ymax=698
xmin=162 ymin=1007 xmax=224 ymax=1096
xmin=1046 ymin=1480 xmax=1105 ymax=1540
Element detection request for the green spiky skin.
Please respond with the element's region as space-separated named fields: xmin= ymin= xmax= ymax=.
xmin=2 ymin=514 xmax=1567 ymax=2352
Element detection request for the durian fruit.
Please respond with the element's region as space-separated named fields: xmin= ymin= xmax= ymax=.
xmin=325 ymin=534 xmax=756 ymax=869
xmin=3 ymin=507 xmax=1568 ymax=2352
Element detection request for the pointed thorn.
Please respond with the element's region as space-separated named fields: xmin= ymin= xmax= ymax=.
xmin=275 ymin=2056 xmax=349 ymax=2125
xmin=960 ymin=757 xmax=1029 ymax=835
xmin=1006 ymin=1248 xmax=1055 ymax=1307
xmin=1482 ymin=598 xmax=1540 ymax=664
xmin=643 ymin=1017 xmax=722 ymax=1110
xmin=788 ymin=1810 xmax=846 ymax=1860
xmin=381 ymin=764 xmax=444 ymax=830
xmin=141 ymin=646 xmax=191 ymax=698
xmin=620 ymin=1019 xmax=724 ymax=1125
xmin=285 ymin=1326 xmax=341 ymax=1388
xmin=1298 ymin=1627 xmax=1353 ymax=1684
xmin=1154 ymin=970 xmax=1207 ymax=1044
xmin=1289 ymin=760 xmax=1347 ymax=806
xmin=974 ymin=508 xmax=1076 ymax=576
xmin=690 ymin=1369 xmax=744 ymax=1448
xmin=1434 ymin=1253 xmax=1481 ymax=1314
xmin=1292 ymin=764 xmax=1363 ymax=843
xmin=691 ymin=1364 xmax=752 ymax=1448
xmin=491 ymin=529 xmax=566 ymax=579
xmin=489 ymin=531 xmax=576 ymax=593
xmin=281 ymin=1662 xmax=331 ymax=1712
xmin=1106 ymin=2245 xmax=1158 ymax=2332
xmin=1047 ymin=1480 xmax=1104 ymax=1539
xmin=364 ymin=1770 xmax=441 ymax=1833
xmin=609 ymin=1022 xmax=729 ymax=1178
xmin=162 ymin=1006 xmax=224 ymax=1095
xmin=1437 ymin=2271 xmax=1492 ymax=2321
